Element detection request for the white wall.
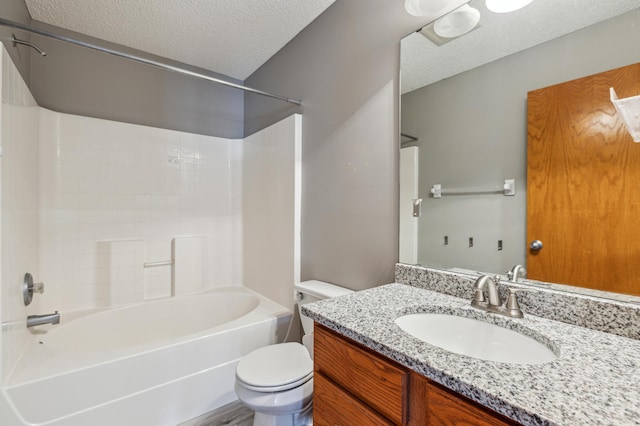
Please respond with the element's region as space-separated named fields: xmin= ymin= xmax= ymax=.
xmin=399 ymin=147 xmax=418 ymax=264
xmin=243 ymin=115 xmax=300 ymax=309
xmin=0 ymin=47 xmax=40 ymax=385
xmin=37 ymin=109 xmax=244 ymax=312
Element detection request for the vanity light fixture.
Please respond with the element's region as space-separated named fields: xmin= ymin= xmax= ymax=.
xmin=485 ymin=0 xmax=534 ymax=13
xmin=433 ymin=4 xmax=481 ymax=38
xmin=405 ymin=0 xmax=456 ymax=17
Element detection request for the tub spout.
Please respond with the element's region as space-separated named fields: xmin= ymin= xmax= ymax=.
xmin=27 ymin=311 xmax=60 ymax=328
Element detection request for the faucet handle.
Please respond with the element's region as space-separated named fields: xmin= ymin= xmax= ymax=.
xmin=505 ymin=289 xmax=523 ymax=318
xmin=504 ymin=288 xmax=538 ymax=318
xmin=33 ymin=281 xmax=45 ymax=294
xmin=505 ymin=288 xmax=520 ymax=309
xmin=22 ymin=273 xmax=45 ymax=306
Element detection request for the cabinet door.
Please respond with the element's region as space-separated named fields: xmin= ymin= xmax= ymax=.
xmin=315 ymin=325 xmax=408 ymax=424
xmin=314 ymin=372 xmax=393 ymax=426
xmin=411 ymin=373 xmax=518 ymax=426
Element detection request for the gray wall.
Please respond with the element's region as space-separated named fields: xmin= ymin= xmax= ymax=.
xmin=244 ymin=0 xmax=433 ymax=291
xmin=401 ymin=9 xmax=640 ymax=274
xmin=0 ymin=0 xmax=31 ymax=83
xmin=0 ymin=6 xmax=245 ymax=139
xmin=27 ymin=22 xmax=245 ymax=139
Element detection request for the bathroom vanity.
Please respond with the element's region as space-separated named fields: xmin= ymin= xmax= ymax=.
xmin=314 ymin=324 xmax=517 ymax=425
xmin=303 ymin=266 xmax=640 ymax=426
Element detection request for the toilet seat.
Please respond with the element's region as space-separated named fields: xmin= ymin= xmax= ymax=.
xmin=237 ymin=371 xmax=313 ymax=392
xmin=236 ymin=343 xmax=313 ymax=392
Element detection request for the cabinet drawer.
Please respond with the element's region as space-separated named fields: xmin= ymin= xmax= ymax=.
xmin=314 ymin=324 xmax=408 ymax=425
xmin=314 ymin=372 xmax=393 ymax=426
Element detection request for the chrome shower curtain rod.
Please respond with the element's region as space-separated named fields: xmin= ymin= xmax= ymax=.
xmin=0 ymin=17 xmax=302 ymax=106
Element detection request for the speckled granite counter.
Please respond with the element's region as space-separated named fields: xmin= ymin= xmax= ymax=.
xmin=302 ymin=283 xmax=640 ymax=426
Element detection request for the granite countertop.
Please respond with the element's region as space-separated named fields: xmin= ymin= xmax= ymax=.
xmin=302 ymin=283 xmax=640 ymax=426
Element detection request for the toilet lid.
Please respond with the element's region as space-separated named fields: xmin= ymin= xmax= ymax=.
xmin=236 ymin=342 xmax=313 ymax=390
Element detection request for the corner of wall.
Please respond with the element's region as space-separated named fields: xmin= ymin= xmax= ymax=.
xmin=0 ymin=0 xmax=33 ymax=88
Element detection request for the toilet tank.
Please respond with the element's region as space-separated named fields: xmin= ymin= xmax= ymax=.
xmin=294 ymin=280 xmax=353 ymax=337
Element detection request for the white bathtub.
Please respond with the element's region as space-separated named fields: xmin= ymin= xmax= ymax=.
xmin=3 ymin=287 xmax=290 ymax=426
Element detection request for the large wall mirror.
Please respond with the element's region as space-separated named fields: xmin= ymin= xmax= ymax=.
xmin=400 ymin=0 xmax=640 ymax=299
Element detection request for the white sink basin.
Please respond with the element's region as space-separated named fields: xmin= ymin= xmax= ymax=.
xmin=395 ymin=313 xmax=557 ymax=365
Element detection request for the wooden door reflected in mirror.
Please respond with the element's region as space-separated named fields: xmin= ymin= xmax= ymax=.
xmin=527 ymin=63 xmax=640 ymax=296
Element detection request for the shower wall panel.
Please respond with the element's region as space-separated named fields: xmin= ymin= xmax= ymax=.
xmin=37 ymin=110 xmax=244 ymax=312
xmin=0 ymin=47 xmax=40 ymax=382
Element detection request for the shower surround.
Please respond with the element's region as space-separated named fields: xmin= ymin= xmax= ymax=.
xmin=0 ymin=44 xmax=301 ymax=421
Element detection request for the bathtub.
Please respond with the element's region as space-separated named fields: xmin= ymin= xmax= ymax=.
xmin=3 ymin=287 xmax=290 ymax=426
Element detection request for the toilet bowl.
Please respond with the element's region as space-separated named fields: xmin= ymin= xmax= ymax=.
xmin=235 ymin=342 xmax=314 ymax=426
xmin=234 ymin=280 xmax=353 ymax=426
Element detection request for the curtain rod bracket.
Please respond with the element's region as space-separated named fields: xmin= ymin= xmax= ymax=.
xmin=11 ymin=34 xmax=47 ymax=56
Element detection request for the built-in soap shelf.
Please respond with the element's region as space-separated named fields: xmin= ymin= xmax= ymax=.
xmin=98 ymin=236 xmax=206 ymax=306
xmin=610 ymin=87 xmax=640 ymax=142
xmin=430 ymin=179 xmax=515 ymax=198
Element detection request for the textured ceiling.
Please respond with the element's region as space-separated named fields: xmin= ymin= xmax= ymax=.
xmin=402 ymin=0 xmax=640 ymax=94
xmin=24 ymin=0 xmax=335 ymax=80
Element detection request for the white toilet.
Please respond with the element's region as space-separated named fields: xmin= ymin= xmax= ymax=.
xmin=234 ymin=280 xmax=353 ymax=426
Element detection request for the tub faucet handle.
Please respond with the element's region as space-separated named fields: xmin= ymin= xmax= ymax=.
xmin=23 ymin=272 xmax=45 ymax=306
xmin=33 ymin=281 xmax=45 ymax=294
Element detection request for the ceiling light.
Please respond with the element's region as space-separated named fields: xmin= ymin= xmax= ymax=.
xmin=405 ymin=0 xmax=456 ymax=17
xmin=433 ymin=4 xmax=481 ymax=39
xmin=485 ymin=0 xmax=534 ymax=13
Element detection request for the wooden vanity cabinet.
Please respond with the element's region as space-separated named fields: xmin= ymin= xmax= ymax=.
xmin=314 ymin=373 xmax=394 ymax=426
xmin=313 ymin=324 xmax=520 ymax=426
xmin=314 ymin=323 xmax=409 ymax=425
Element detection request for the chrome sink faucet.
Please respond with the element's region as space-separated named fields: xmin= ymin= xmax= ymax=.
xmin=471 ymin=275 xmax=532 ymax=319
xmin=472 ymin=275 xmax=502 ymax=306
xmin=507 ymin=264 xmax=527 ymax=282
